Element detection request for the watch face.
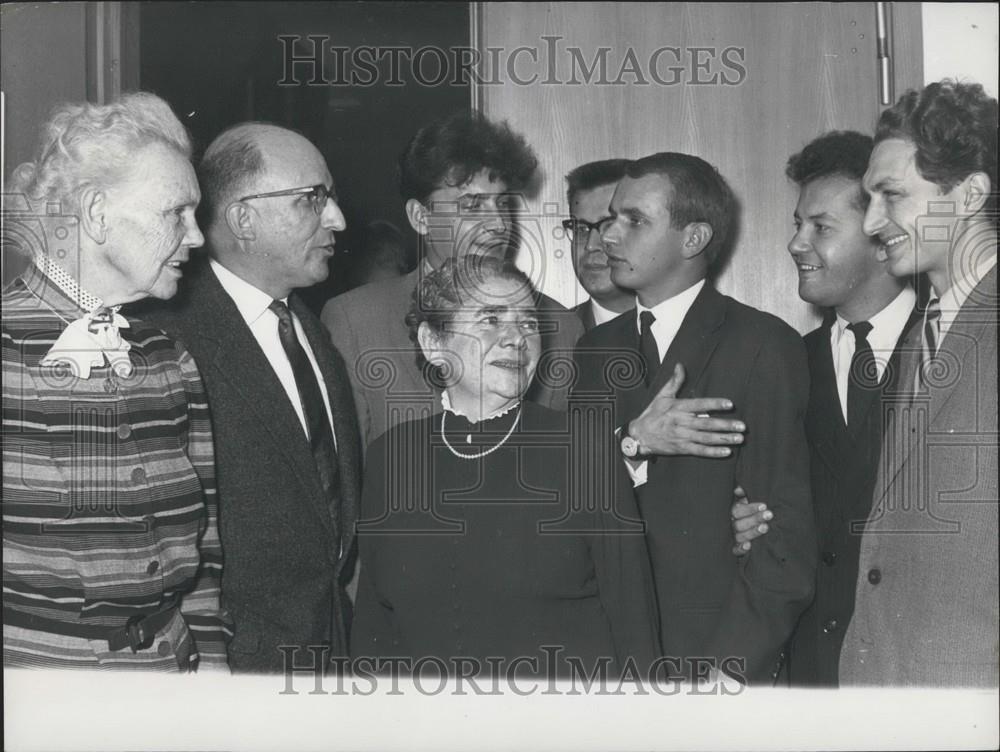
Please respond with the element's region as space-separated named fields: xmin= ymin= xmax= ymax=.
xmin=621 ymin=436 xmax=638 ymax=458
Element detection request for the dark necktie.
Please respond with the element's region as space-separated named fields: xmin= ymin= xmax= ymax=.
xmin=846 ymin=320 xmax=876 ymax=430
xmin=269 ymin=300 xmax=341 ymax=525
xmin=639 ymin=310 xmax=660 ymax=387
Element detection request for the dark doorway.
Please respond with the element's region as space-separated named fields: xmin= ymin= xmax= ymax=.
xmin=139 ymin=1 xmax=470 ymax=310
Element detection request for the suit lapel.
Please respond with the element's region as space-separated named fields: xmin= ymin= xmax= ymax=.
xmin=846 ymin=305 xmax=923 ymax=443
xmin=929 ymin=269 xmax=997 ymax=425
xmin=875 ymin=270 xmax=996 ymax=504
xmin=806 ymin=320 xmax=855 ymax=478
xmin=648 ymin=283 xmax=726 ymax=399
xmin=191 ymin=266 xmax=334 ymax=536
xmin=291 ymin=294 xmax=361 ymax=551
xmin=607 ymin=313 xmax=650 ymax=424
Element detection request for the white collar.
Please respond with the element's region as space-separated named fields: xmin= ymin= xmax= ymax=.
xmin=590 ymin=297 xmax=628 ymax=326
xmin=210 ymin=259 xmax=287 ymax=325
xmin=440 ymin=390 xmax=520 ymax=422
xmin=834 ymin=285 xmax=917 ymax=349
xmin=635 ymin=279 xmax=705 ymax=332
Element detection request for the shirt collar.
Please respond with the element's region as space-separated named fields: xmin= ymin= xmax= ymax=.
xmin=210 ymin=258 xmax=286 ymax=326
xmin=834 ymin=285 xmax=917 ymax=350
xmin=440 ymin=390 xmax=519 ymax=422
xmin=590 ymin=297 xmax=628 ymax=326
xmin=635 ymin=279 xmax=705 ymax=332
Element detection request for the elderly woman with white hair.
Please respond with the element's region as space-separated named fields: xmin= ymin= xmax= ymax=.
xmin=2 ymin=92 xmax=231 ymax=670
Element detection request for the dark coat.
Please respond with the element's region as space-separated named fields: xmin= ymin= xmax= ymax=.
xmin=134 ymin=258 xmax=362 ymax=673
xmin=572 ymin=300 xmax=597 ymax=332
xmin=787 ymin=306 xmax=919 ymax=686
xmin=572 ymin=283 xmax=817 ymax=684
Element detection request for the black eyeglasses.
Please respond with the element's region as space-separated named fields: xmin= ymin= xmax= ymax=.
xmin=561 ymin=216 xmax=612 ymax=242
xmin=236 ymin=184 xmax=336 ymax=215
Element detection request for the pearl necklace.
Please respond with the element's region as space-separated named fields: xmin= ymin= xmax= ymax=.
xmin=440 ymin=405 xmax=522 ymax=459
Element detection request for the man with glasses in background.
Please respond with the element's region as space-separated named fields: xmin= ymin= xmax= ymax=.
xmin=134 ymin=123 xmax=362 ymax=674
xmin=563 ymin=159 xmax=635 ymax=332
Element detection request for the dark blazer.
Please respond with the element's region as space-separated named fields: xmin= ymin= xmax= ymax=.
xmin=133 ymin=258 xmax=362 ymax=673
xmin=572 ymin=283 xmax=817 ymax=684
xmin=841 ymin=268 xmax=998 ymax=687
xmin=787 ymin=306 xmax=919 ymax=686
xmin=322 ymin=267 xmax=584 ymax=452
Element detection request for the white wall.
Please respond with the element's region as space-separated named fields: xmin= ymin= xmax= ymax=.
xmin=922 ymin=2 xmax=999 ymax=96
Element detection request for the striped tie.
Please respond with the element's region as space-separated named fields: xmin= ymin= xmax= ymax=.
xmin=918 ymin=298 xmax=941 ymax=390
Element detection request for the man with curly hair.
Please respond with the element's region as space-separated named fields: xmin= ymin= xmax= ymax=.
xmin=322 ymin=111 xmax=583 ymax=451
xmin=840 ymin=80 xmax=998 ymax=687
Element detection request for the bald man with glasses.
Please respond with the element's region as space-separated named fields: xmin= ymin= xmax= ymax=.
xmin=134 ymin=123 xmax=362 ymax=674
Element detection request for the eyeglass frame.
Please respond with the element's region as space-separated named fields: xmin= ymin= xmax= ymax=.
xmin=561 ymin=216 xmax=613 ymax=242
xmin=234 ymin=183 xmax=337 ymax=215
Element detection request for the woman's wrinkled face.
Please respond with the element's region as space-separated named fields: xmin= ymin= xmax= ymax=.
xmin=421 ymin=274 xmax=541 ymax=415
xmin=98 ymin=142 xmax=203 ymax=304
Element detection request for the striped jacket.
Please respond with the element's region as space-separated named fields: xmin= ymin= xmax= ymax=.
xmin=2 ymin=263 xmax=232 ymax=670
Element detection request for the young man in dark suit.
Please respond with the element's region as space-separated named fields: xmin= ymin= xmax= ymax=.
xmin=732 ymin=131 xmax=919 ymax=686
xmin=572 ymin=152 xmax=817 ymax=684
xmin=134 ymin=123 xmax=362 ymax=673
xmin=563 ymin=159 xmax=635 ymax=331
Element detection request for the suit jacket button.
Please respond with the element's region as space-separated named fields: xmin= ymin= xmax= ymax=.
xmin=117 ymin=423 xmax=132 ymax=439
xmin=157 ymin=640 xmax=173 ymax=657
xmin=821 ymin=551 xmax=837 ymax=566
xmin=131 ymin=467 xmax=147 ymax=485
xmin=822 ymin=619 xmax=839 ymax=633
xmin=146 ymin=560 xmax=159 ymax=575
xmin=867 ymin=567 xmax=882 ymax=585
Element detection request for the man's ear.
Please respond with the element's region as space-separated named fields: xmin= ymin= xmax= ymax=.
xmin=79 ymin=187 xmax=108 ymax=244
xmin=225 ymin=201 xmax=257 ymax=242
xmin=682 ymin=222 xmax=714 ymax=259
xmin=406 ymin=198 xmax=429 ymax=236
xmin=416 ymin=321 xmax=440 ymax=362
xmin=961 ymin=172 xmax=992 ymax=216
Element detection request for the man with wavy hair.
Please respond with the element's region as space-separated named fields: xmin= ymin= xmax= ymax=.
xmin=322 ymin=111 xmax=583 ymax=451
xmin=840 ymin=80 xmax=998 ymax=687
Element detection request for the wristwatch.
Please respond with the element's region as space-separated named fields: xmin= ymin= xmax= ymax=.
xmin=620 ymin=423 xmax=641 ymax=458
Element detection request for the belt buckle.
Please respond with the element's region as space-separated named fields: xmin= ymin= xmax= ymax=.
xmin=124 ymin=613 xmax=155 ymax=652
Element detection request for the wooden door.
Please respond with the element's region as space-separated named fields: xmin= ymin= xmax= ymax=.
xmin=476 ymin=1 xmax=923 ymax=333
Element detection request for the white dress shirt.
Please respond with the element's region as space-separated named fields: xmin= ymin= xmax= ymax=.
xmin=590 ymin=298 xmax=627 ymax=327
xmin=627 ymin=279 xmax=706 ymax=486
xmin=211 ymin=260 xmax=337 ymax=447
xmin=830 ymin=286 xmax=917 ymax=424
